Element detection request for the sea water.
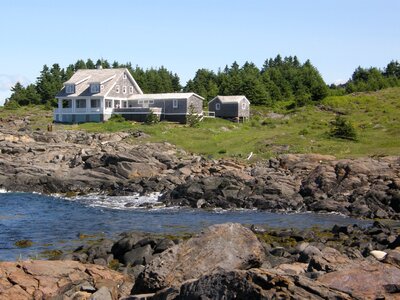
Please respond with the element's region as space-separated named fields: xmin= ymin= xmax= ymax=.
xmin=0 ymin=192 xmax=370 ymax=261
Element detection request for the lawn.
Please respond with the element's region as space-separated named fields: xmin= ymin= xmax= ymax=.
xmin=1 ymin=87 xmax=399 ymax=160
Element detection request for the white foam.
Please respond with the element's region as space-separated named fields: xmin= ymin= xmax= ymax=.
xmin=0 ymin=188 xmax=8 ymax=193
xmin=65 ymin=192 xmax=164 ymax=210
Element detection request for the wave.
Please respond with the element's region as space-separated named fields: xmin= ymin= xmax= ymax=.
xmin=64 ymin=192 xmax=164 ymax=210
xmin=0 ymin=188 xmax=8 ymax=193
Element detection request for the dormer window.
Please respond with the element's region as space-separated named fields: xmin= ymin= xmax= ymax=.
xmin=115 ymin=85 xmax=120 ymax=93
xmin=90 ymin=84 xmax=100 ymax=93
xmin=65 ymin=84 xmax=75 ymax=94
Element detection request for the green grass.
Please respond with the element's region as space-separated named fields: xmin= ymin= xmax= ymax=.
xmin=2 ymin=87 xmax=399 ymax=159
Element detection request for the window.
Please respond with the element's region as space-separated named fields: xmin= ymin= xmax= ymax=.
xmin=149 ymin=100 xmax=154 ymax=104
xmin=90 ymin=84 xmax=100 ymax=93
xmin=129 ymin=86 xmax=134 ymax=94
xmin=101 ymin=84 xmax=104 ymax=91
xmin=114 ymin=100 xmax=120 ymax=108
xmin=76 ymin=99 xmax=86 ymax=108
xmin=122 ymin=101 xmax=127 ymax=108
xmin=105 ymin=99 xmax=112 ymax=108
xmin=91 ymin=99 xmax=100 ymax=108
xmin=242 ymin=102 xmax=246 ymax=109
xmin=123 ymin=73 xmax=127 ymax=79
xmin=65 ymin=84 xmax=75 ymax=94
xmin=62 ymin=99 xmax=72 ymax=108
xmin=122 ymin=86 xmax=127 ymax=94
xmin=173 ymin=99 xmax=178 ymax=108
xmin=115 ymin=85 xmax=120 ymax=93
xmin=215 ymin=103 xmax=221 ymax=110
xmin=138 ymin=100 xmax=143 ymax=104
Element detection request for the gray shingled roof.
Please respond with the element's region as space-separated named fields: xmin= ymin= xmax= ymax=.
xmin=129 ymin=93 xmax=204 ymax=100
xmin=56 ymin=68 xmax=142 ymax=98
xmin=210 ymin=95 xmax=249 ymax=104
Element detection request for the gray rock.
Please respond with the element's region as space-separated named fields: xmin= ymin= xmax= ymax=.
xmin=122 ymin=244 xmax=153 ymax=266
xmin=90 ymin=286 xmax=112 ymax=300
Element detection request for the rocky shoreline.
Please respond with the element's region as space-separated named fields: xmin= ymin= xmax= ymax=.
xmin=1 ymin=222 xmax=400 ymax=299
xmin=0 ymin=128 xmax=399 ymax=219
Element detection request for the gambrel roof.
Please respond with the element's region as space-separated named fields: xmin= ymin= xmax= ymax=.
xmin=209 ymin=95 xmax=250 ymax=104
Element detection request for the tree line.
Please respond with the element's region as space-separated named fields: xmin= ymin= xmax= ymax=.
xmin=4 ymin=56 xmax=400 ymax=108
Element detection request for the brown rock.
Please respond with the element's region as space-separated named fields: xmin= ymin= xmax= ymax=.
xmin=0 ymin=260 xmax=133 ymax=299
xmin=133 ymin=223 xmax=265 ymax=293
xmin=318 ymin=260 xmax=400 ymax=299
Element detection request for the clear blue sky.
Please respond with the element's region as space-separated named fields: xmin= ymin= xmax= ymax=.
xmin=1 ymin=0 xmax=399 ymax=104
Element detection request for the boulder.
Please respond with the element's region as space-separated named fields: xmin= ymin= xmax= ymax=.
xmin=318 ymin=260 xmax=400 ymax=299
xmin=154 ymin=268 xmax=352 ymax=300
xmin=0 ymin=260 xmax=133 ymax=299
xmin=132 ymin=223 xmax=265 ymax=293
xmin=122 ymin=244 xmax=154 ymax=266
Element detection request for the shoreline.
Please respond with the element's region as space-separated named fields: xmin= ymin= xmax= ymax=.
xmin=0 ymin=128 xmax=399 ymax=220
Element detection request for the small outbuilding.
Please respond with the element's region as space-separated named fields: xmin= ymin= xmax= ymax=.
xmin=208 ymin=95 xmax=250 ymax=121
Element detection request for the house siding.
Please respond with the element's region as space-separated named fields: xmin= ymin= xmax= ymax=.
xmin=209 ymin=99 xmax=238 ymax=118
xmin=107 ymin=72 xmax=141 ymax=98
xmin=238 ymin=98 xmax=250 ymax=118
xmin=187 ymin=95 xmax=203 ymax=115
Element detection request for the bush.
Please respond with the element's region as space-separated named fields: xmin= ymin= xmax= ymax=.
xmin=186 ymin=104 xmax=201 ymax=127
xmin=108 ymin=114 xmax=126 ymax=123
xmin=145 ymin=110 xmax=159 ymax=124
xmin=4 ymin=100 xmax=20 ymax=110
xmin=329 ymin=116 xmax=357 ymax=141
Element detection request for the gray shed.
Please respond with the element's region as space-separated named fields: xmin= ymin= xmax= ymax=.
xmin=208 ymin=95 xmax=250 ymax=121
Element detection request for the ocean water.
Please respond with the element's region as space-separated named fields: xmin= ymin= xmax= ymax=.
xmin=0 ymin=192 xmax=370 ymax=261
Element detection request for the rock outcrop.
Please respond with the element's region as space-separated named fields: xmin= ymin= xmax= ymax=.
xmin=0 ymin=260 xmax=133 ymax=299
xmin=132 ymin=223 xmax=265 ymax=293
xmin=0 ymin=128 xmax=399 ymax=219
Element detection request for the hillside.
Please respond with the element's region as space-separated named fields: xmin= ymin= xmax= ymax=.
xmin=1 ymin=87 xmax=399 ymax=160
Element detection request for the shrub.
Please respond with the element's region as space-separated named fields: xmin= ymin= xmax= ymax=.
xmin=108 ymin=114 xmax=126 ymax=123
xmin=186 ymin=104 xmax=201 ymax=127
xmin=329 ymin=116 xmax=357 ymax=141
xmin=145 ymin=110 xmax=159 ymax=124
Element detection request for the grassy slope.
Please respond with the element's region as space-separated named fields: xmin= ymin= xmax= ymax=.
xmin=1 ymin=87 xmax=399 ymax=160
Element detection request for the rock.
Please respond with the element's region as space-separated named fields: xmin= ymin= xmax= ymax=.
xmin=89 ymin=286 xmax=112 ymax=300
xmin=155 ymin=268 xmax=352 ymax=299
xmin=0 ymin=260 xmax=133 ymax=299
xmin=122 ymin=244 xmax=153 ymax=266
xmin=133 ymin=223 xmax=265 ymax=293
xmin=370 ymin=250 xmax=387 ymax=261
xmin=154 ymin=238 xmax=175 ymax=254
xmin=384 ymin=247 xmax=400 ymax=267
xmin=318 ymin=260 xmax=400 ymax=299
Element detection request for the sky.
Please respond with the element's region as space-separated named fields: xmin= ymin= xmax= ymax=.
xmin=0 ymin=0 xmax=399 ymax=105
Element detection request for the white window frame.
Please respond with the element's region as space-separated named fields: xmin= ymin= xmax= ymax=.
xmin=65 ymin=84 xmax=75 ymax=94
xmin=123 ymin=73 xmax=127 ymax=79
xmin=242 ymin=102 xmax=246 ymax=109
xmin=90 ymin=84 xmax=100 ymax=93
xmin=149 ymin=99 xmax=154 ymax=104
xmin=129 ymin=86 xmax=134 ymax=94
xmin=91 ymin=98 xmax=100 ymax=108
xmin=122 ymin=86 xmax=127 ymax=94
xmin=115 ymin=85 xmax=120 ymax=93
xmin=76 ymin=99 xmax=86 ymax=108
xmin=215 ymin=103 xmax=221 ymax=110
xmin=105 ymin=99 xmax=112 ymax=108
xmin=138 ymin=100 xmax=143 ymax=104
xmin=173 ymin=99 xmax=178 ymax=108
